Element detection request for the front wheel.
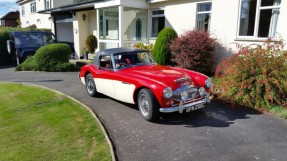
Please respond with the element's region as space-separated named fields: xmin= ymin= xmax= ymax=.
xmin=85 ymin=73 xmax=98 ymax=97
xmin=137 ymin=88 xmax=159 ymax=122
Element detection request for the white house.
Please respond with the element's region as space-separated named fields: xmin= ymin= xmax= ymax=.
xmin=18 ymin=0 xmax=287 ymax=60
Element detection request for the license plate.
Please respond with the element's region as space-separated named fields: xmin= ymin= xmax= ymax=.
xmin=194 ymin=103 xmax=204 ymax=110
xmin=186 ymin=103 xmax=204 ymax=112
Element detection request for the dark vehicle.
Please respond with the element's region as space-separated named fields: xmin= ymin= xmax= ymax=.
xmin=7 ymin=31 xmax=75 ymax=65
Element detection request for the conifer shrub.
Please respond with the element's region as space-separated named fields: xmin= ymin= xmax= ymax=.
xmin=169 ymin=30 xmax=217 ymax=75
xmin=213 ymin=40 xmax=287 ymax=110
xmin=152 ymin=28 xmax=177 ymax=65
xmin=85 ymin=34 xmax=98 ymax=53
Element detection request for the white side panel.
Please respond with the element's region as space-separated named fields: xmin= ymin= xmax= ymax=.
xmin=80 ymin=77 xmax=85 ymax=85
xmin=113 ymin=81 xmax=136 ymax=104
xmin=93 ymin=78 xmax=135 ymax=104
xmin=94 ymin=78 xmax=116 ymax=97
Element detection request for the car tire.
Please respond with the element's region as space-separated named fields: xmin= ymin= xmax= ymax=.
xmin=22 ymin=53 xmax=33 ymax=62
xmin=137 ymin=88 xmax=159 ymax=122
xmin=85 ymin=73 xmax=98 ymax=97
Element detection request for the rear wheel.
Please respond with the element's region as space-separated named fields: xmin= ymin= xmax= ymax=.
xmin=137 ymin=88 xmax=159 ymax=122
xmin=85 ymin=73 xmax=98 ymax=97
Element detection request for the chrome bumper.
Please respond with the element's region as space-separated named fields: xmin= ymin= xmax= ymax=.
xmin=159 ymin=96 xmax=211 ymax=113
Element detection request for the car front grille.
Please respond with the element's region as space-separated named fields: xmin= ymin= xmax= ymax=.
xmin=172 ymin=86 xmax=199 ymax=102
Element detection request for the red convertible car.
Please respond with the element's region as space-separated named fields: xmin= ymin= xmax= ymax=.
xmin=79 ymin=48 xmax=212 ymax=122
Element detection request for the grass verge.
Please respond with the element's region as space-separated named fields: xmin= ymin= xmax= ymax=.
xmin=0 ymin=83 xmax=112 ymax=161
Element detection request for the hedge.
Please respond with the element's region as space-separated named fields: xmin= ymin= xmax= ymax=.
xmin=16 ymin=43 xmax=79 ymax=72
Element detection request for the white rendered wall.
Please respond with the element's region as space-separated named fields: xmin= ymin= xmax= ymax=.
xmin=18 ymin=0 xmax=52 ymax=29
xmin=149 ymin=0 xmax=287 ymax=52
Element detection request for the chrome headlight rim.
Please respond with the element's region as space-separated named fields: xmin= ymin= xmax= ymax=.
xmin=205 ymin=78 xmax=213 ymax=88
xmin=199 ymin=87 xmax=206 ymax=97
xmin=180 ymin=90 xmax=188 ymax=102
xmin=163 ymin=87 xmax=173 ymax=99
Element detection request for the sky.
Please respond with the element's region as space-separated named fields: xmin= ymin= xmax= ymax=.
xmin=0 ymin=0 xmax=18 ymax=18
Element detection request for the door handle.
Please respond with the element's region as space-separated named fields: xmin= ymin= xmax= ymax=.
xmin=96 ymin=72 xmax=100 ymax=75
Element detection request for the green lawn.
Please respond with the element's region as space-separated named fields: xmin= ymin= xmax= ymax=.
xmin=0 ymin=83 xmax=112 ymax=161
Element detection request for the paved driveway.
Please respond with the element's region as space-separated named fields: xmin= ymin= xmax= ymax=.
xmin=1 ymin=66 xmax=287 ymax=161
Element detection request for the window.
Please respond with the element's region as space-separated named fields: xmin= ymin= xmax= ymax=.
xmin=99 ymin=56 xmax=112 ymax=70
xmin=152 ymin=9 xmax=165 ymax=37
xmin=30 ymin=1 xmax=36 ymax=13
xmin=123 ymin=7 xmax=147 ymax=41
xmin=99 ymin=7 xmax=119 ymax=40
xmin=44 ymin=0 xmax=51 ymax=10
xmin=238 ymin=0 xmax=281 ymax=38
xmin=21 ymin=6 xmax=25 ymax=16
xmin=196 ymin=2 xmax=212 ymax=32
xmin=136 ymin=19 xmax=142 ymax=40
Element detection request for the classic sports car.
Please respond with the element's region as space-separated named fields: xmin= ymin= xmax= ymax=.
xmin=79 ymin=48 xmax=212 ymax=122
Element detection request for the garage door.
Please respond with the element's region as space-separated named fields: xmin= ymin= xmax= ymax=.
xmin=56 ymin=22 xmax=74 ymax=43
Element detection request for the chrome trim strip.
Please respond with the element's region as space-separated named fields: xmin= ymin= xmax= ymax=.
xmin=174 ymin=76 xmax=191 ymax=83
xmin=172 ymin=85 xmax=194 ymax=94
xmin=159 ymin=96 xmax=211 ymax=113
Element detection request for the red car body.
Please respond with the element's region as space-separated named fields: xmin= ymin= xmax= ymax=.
xmin=79 ymin=48 xmax=212 ymax=121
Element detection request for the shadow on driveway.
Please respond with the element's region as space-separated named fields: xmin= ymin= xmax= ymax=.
xmin=156 ymin=100 xmax=262 ymax=127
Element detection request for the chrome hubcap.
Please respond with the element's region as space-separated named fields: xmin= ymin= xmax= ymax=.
xmin=87 ymin=78 xmax=94 ymax=94
xmin=139 ymin=94 xmax=149 ymax=116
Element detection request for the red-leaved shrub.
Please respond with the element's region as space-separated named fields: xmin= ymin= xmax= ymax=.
xmin=213 ymin=39 xmax=287 ymax=110
xmin=169 ymin=30 xmax=217 ymax=75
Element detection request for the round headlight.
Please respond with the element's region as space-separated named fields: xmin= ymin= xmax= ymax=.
xmin=205 ymin=78 xmax=213 ymax=88
xmin=180 ymin=91 xmax=188 ymax=102
xmin=199 ymin=87 xmax=206 ymax=97
xmin=163 ymin=87 xmax=173 ymax=99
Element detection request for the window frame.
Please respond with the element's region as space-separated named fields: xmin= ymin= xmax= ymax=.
xmin=44 ymin=0 xmax=51 ymax=10
xmin=151 ymin=8 xmax=165 ymax=37
xmin=237 ymin=0 xmax=281 ymax=40
xmin=30 ymin=1 xmax=37 ymax=14
xmin=21 ymin=6 xmax=25 ymax=16
xmin=196 ymin=2 xmax=212 ymax=32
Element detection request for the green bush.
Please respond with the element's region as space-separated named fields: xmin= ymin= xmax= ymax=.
xmin=15 ymin=56 xmax=37 ymax=71
xmin=16 ymin=43 xmax=79 ymax=72
xmin=0 ymin=27 xmax=50 ymax=65
xmin=132 ymin=43 xmax=154 ymax=51
xmin=169 ymin=30 xmax=217 ymax=75
xmin=152 ymin=28 xmax=177 ymax=65
xmin=213 ymin=40 xmax=287 ymax=110
xmin=34 ymin=43 xmax=71 ymax=70
xmin=85 ymin=34 xmax=98 ymax=53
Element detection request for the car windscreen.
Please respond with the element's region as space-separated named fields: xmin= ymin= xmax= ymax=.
xmin=42 ymin=34 xmax=56 ymax=44
xmin=114 ymin=52 xmax=157 ymax=70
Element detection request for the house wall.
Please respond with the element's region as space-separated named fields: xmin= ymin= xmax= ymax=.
xmin=148 ymin=0 xmax=287 ymax=69
xmin=276 ymin=0 xmax=287 ymax=43
xmin=149 ymin=0 xmax=287 ymax=51
xmin=53 ymin=0 xmax=73 ymax=8
xmin=73 ymin=10 xmax=98 ymax=57
xmin=18 ymin=0 xmax=52 ymax=29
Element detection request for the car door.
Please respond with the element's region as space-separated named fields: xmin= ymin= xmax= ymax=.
xmin=94 ymin=55 xmax=116 ymax=97
xmin=112 ymin=73 xmax=136 ymax=104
